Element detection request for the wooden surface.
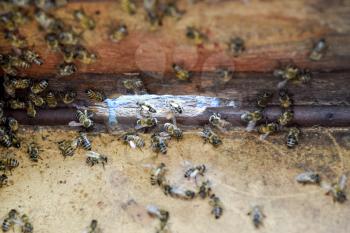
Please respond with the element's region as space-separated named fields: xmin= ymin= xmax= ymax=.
xmin=1 ymin=0 xmax=350 ymax=107
xmin=0 ymin=127 xmax=349 ymax=233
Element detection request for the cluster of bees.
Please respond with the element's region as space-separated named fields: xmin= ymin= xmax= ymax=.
xmin=1 ymin=209 xmax=33 ymax=233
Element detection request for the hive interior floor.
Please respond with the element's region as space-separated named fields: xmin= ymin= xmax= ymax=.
xmin=0 ymin=126 xmax=350 ymax=233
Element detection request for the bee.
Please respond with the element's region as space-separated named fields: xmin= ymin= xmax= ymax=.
xmin=151 ymin=133 xmax=169 ymax=154
xmin=186 ymin=26 xmax=207 ymax=45
xmin=286 ymin=127 xmax=300 ymax=148
xmin=31 ymin=80 xmax=48 ymax=94
xmin=20 ymin=214 xmax=33 ymax=233
xmin=163 ymin=185 xmax=196 ymax=200
xmin=122 ymin=79 xmax=144 ymax=94
xmin=295 ymin=171 xmax=320 ymax=185
xmin=172 ymin=63 xmax=190 ymax=81
xmin=198 ymin=180 xmax=211 ymax=199
xmin=0 ymin=128 xmax=12 ymax=147
xmin=216 ymin=68 xmax=233 ymax=84
xmin=73 ymin=9 xmax=95 ymax=30
xmin=257 ymin=122 xmax=279 ymax=140
xmin=209 ymin=113 xmax=231 ymax=132
xmin=85 ymin=89 xmax=106 ymax=102
xmin=45 ymin=33 xmax=60 ymax=50
xmin=85 ymin=151 xmax=108 ymax=168
xmin=184 ymin=164 xmax=206 ymax=180
xmin=4 ymin=30 xmax=27 ymax=48
xmin=298 ymin=69 xmax=312 ymax=84
xmin=12 ymin=78 xmax=30 ymax=89
xmin=0 ymin=158 xmax=19 ymax=172
xmin=9 ymin=54 xmax=31 ymax=69
xmin=0 ymin=12 xmax=17 ymax=31
xmin=26 ymin=101 xmax=36 ymax=118
xmin=1 ymin=55 xmax=18 ymax=76
xmin=61 ymin=45 xmax=76 ymax=63
xmin=76 ymin=110 xmax=94 ymax=129
xmin=200 ymin=128 xmax=222 ymax=147
xmin=279 ymin=90 xmax=293 ymax=109
xmin=109 ymin=23 xmax=128 ymax=43
xmin=209 ymin=194 xmax=224 ymax=219
xmin=61 ymin=91 xmax=77 ymax=104
xmin=0 ymin=174 xmax=8 ymax=188
xmin=228 ymin=37 xmax=245 ymax=57
xmin=58 ymin=30 xmax=80 ymax=45
xmin=3 ymin=76 xmax=16 ymax=97
xmin=248 ymin=205 xmax=265 ymax=228
xmin=1 ymin=209 xmax=18 ymax=232
xmin=163 ymin=1 xmax=184 ymax=20
xmin=121 ymin=0 xmax=137 ymax=14
xmin=163 ymin=123 xmax=183 ymax=139
xmin=20 ymin=49 xmax=43 ymax=65
xmin=135 ymin=117 xmax=158 ymax=130
xmin=167 ymin=101 xmax=183 ymax=114
xmin=28 ymin=142 xmax=42 ymax=162
xmin=323 ymin=174 xmax=347 ymax=203
xmin=74 ymin=46 xmax=97 ymax=64
xmin=8 ymin=131 xmax=21 ymax=148
xmin=28 ymin=93 xmax=45 ymax=107
xmin=58 ymin=62 xmax=77 ymax=76
xmin=309 ymin=38 xmax=327 ymax=61
xmin=79 ymin=132 xmax=92 ymax=150
xmin=46 ymin=91 xmax=58 ymax=108
xmin=277 ymin=110 xmax=294 ymax=127
xmin=146 ymin=205 xmax=169 ymax=232
xmin=34 ymin=9 xmax=61 ymax=32
xmin=85 ymin=219 xmax=99 ymax=233
xmin=122 ymin=132 xmax=145 ymax=149
xmin=275 ymin=65 xmax=309 ymax=89
xmin=256 ymin=91 xmax=273 ymax=109
xmin=58 ymin=139 xmax=79 ymax=157
xmin=7 ymin=117 xmax=18 ymax=132
xmin=241 ymin=110 xmax=263 ymax=132
xmin=150 ymin=163 xmax=167 ymax=186
xmin=9 ymin=99 xmax=26 ymax=110
xmin=137 ymin=101 xmax=156 ymax=115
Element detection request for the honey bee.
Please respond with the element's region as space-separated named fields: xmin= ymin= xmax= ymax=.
xmin=45 ymin=33 xmax=60 ymax=50
xmin=150 ymin=163 xmax=166 ymax=186
xmin=198 ymin=180 xmax=211 ymax=199
xmin=121 ymin=0 xmax=137 ymax=14
xmin=20 ymin=214 xmax=33 ymax=233
xmin=186 ymin=26 xmax=207 ymax=45
xmin=277 ymin=110 xmax=294 ymax=127
xmin=228 ymin=37 xmax=245 ymax=57
xmin=31 ymin=80 xmax=48 ymax=94
xmin=58 ymin=139 xmax=79 ymax=157
xmin=58 ymin=30 xmax=80 ymax=45
xmin=241 ymin=110 xmax=263 ymax=132
xmin=9 ymin=54 xmax=31 ymax=69
xmin=85 ymin=219 xmax=100 ymax=233
xmin=46 ymin=91 xmax=58 ymax=108
xmin=167 ymin=101 xmax=183 ymax=114
xmin=61 ymin=91 xmax=77 ymax=104
xmin=61 ymin=45 xmax=76 ymax=63
xmin=279 ymin=90 xmax=293 ymax=109
xmin=137 ymin=101 xmax=156 ymax=115
xmin=28 ymin=142 xmax=42 ymax=162
xmin=8 ymin=131 xmax=21 ymax=148
xmin=275 ymin=65 xmax=311 ymax=89
xmin=209 ymin=194 xmax=223 ymax=219
xmin=209 ymin=113 xmax=231 ymax=132
xmin=122 ymin=79 xmax=144 ymax=94
xmin=295 ymin=171 xmax=320 ymax=185
xmin=309 ymin=38 xmax=327 ymax=61
xmin=122 ymin=132 xmax=145 ymax=149
xmin=256 ymin=91 xmax=273 ymax=109
xmin=11 ymin=78 xmax=30 ymax=89
xmin=163 ymin=123 xmax=183 ymax=139
xmin=28 ymin=93 xmax=45 ymax=107
xmin=85 ymin=151 xmax=108 ymax=168
xmin=248 ymin=205 xmax=265 ymax=228
xmin=0 ymin=174 xmax=8 ymax=188
xmin=200 ymin=128 xmax=222 ymax=147
xmin=26 ymin=101 xmax=36 ymax=118
xmin=286 ymin=127 xmax=300 ymax=148
xmin=20 ymin=48 xmax=43 ymax=65
xmin=1 ymin=55 xmax=18 ymax=76
xmin=9 ymin=99 xmax=26 ymax=110
xmin=34 ymin=9 xmax=57 ymax=31
xmin=0 ymin=12 xmax=17 ymax=31
xmin=135 ymin=117 xmax=158 ymax=130
xmin=85 ymin=89 xmax=105 ymax=102
xmin=4 ymin=30 xmax=27 ymax=48
xmin=323 ymin=174 xmax=347 ymax=203
xmin=216 ymin=68 xmax=233 ymax=84
xmin=163 ymin=185 xmax=196 ymax=200
xmin=79 ymin=132 xmax=92 ymax=150
xmin=0 ymin=128 xmax=12 ymax=147
xmin=257 ymin=122 xmax=279 ymax=140
xmin=58 ymin=62 xmax=77 ymax=76
xmin=0 ymin=157 xmax=19 ymax=172
xmin=184 ymin=164 xmax=206 ymax=180
xmin=75 ymin=110 xmax=94 ymax=129
xmin=298 ymin=69 xmax=312 ymax=84
xmin=73 ymin=9 xmax=95 ymax=30
xmin=7 ymin=117 xmax=18 ymax=132
xmin=146 ymin=205 xmax=169 ymax=232
xmin=151 ymin=133 xmax=169 ymax=154
xmin=163 ymin=1 xmax=184 ymax=20
xmin=109 ymin=23 xmax=128 ymax=43
xmin=74 ymin=46 xmax=97 ymax=64
xmin=3 ymin=76 xmax=16 ymax=97
xmin=172 ymin=63 xmax=190 ymax=81
xmin=1 ymin=209 xmax=18 ymax=232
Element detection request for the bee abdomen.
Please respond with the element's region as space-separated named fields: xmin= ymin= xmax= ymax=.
xmin=2 ymin=218 xmax=12 ymax=232
xmin=79 ymin=133 xmax=91 ymax=150
xmin=46 ymin=91 xmax=57 ymax=108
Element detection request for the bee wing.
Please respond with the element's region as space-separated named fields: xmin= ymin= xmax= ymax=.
xmin=339 ymin=174 xmax=347 ymax=190
xmin=68 ymin=121 xmax=83 ymax=127
xmin=277 ymin=79 xmax=288 ymax=89
xmin=259 ymin=133 xmax=270 ymax=140
xmin=320 ymin=181 xmax=332 ymax=192
xmin=135 ymin=124 xmax=145 ymax=130
xmin=246 ymin=121 xmax=256 ymax=132
xmin=129 ymin=140 xmax=136 ymax=149
xmin=85 ymin=151 xmax=100 ymax=158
